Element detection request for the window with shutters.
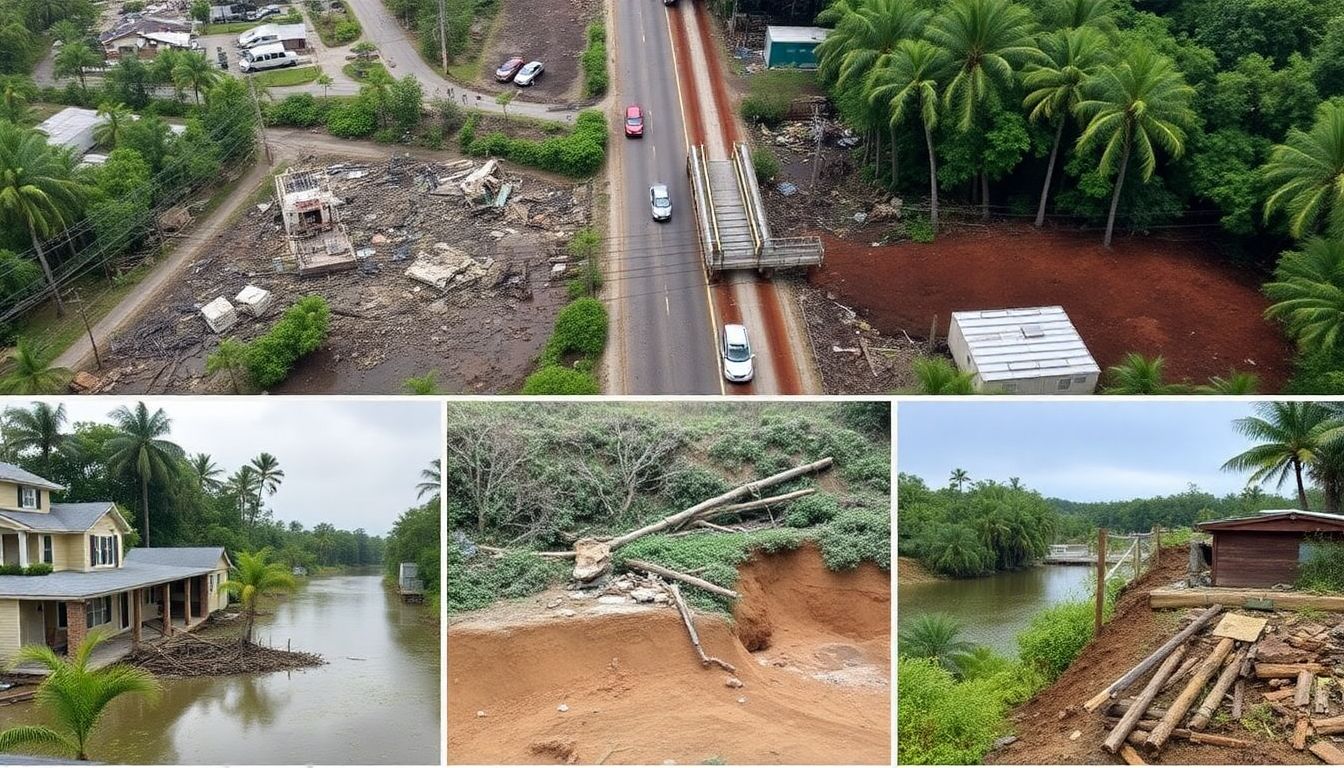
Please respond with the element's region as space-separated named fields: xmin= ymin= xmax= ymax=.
xmin=89 ymin=535 xmax=118 ymax=567
xmin=19 ymin=487 xmax=37 ymax=509
xmin=42 ymin=535 xmax=52 ymax=564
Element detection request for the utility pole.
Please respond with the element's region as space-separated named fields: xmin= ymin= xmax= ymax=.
xmin=249 ymin=78 xmax=272 ymax=165
xmin=809 ymin=104 xmax=823 ymax=191
xmin=438 ymin=0 xmax=448 ymax=74
xmin=72 ymin=290 xmax=101 ymax=370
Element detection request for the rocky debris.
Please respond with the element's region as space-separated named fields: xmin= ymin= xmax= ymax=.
xmin=234 ymin=284 xmax=273 ymax=317
xmin=573 ymin=537 xmax=613 ymax=582
xmin=556 ymin=703 xmax=570 ymax=712
xmin=630 ymin=588 xmax=659 ymax=604
xmin=798 ymin=284 xmax=924 ymax=394
xmin=725 ymin=676 xmax=744 ymax=689
xmin=68 ymin=370 xmax=103 ymax=394
xmin=597 ymin=595 xmax=627 ymax=605
xmin=557 ymin=609 xmax=577 ymax=617
xmin=404 ymin=247 xmax=494 ymax=291
xmin=200 ymin=296 xmax=238 ymax=333
xmin=476 ymin=710 xmax=487 ymax=718
xmin=737 ymin=697 xmax=748 ymax=704
xmin=530 ymin=739 xmax=577 ymax=764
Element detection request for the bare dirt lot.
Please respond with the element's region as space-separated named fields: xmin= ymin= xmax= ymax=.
xmin=447 ymin=544 xmax=891 ymax=764
xmin=98 ymin=154 xmax=590 ymax=394
xmin=472 ymin=0 xmax=598 ymax=103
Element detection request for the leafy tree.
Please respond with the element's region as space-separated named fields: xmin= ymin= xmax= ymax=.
xmin=53 ymin=40 xmax=99 ymax=89
xmin=0 ymin=75 xmax=36 ymax=125
xmin=106 ymin=56 xmax=151 ymax=108
xmin=1075 ymin=46 xmax=1194 ymax=247
xmin=2 ymin=401 xmax=69 ymax=475
xmin=0 ymin=338 xmax=72 ymax=394
xmin=869 ymin=39 xmax=947 ymax=232
xmin=106 ymin=402 xmax=184 ymax=546
xmin=190 ymin=0 xmax=209 ymax=22
xmin=93 ymin=102 xmax=132 ymax=148
xmin=0 ymin=631 xmax=159 ymax=760
xmin=898 ymin=613 xmax=977 ymax=676
xmin=120 ymin=114 xmax=174 ymax=172
xmin=171 ymin=50 xmax=221 ymax=104
xmin=494 ymin=89 xmax=513 ymax=121
xmin=1222 ymin=401 xmax=1344 ymax=510
xmin=218 ymin=549 xmax=295 ymax=644
xmin=1265 ymin=238 xmax=1344 ymax=352
xmin=1262 ymin=102 xmax=1344 ymax=240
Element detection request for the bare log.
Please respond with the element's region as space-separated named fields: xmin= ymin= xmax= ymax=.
xmin=1232 ymin=679 xmax=1244 ymax=720
xmin=1084 ymin=604 xmax=1223 ymax=712
xmin=1311 ymin=740 xmax=1344 ymax=765
xmin=1144 ymin=637 xmax=1236 ymax=752
xmin=1293 ymin=715 xmax=1311 ymax=750
xmin=1190 ymin=647 xmax=1246 ymax=730
xmin=692 ymin=521 xmax=741 ymax=533
xmin=626 ymin=559 xmax=740 ymax=600
xmin=1296 ymin=670 xmax=1316 ymax=710
xmin=1256 ymin=663 xmax=1328 ymax=679
xmin=1108 ymin=701 xmax=1169 ymax=720
xmin=668 ymin=583 xmax=735 ymax=673
xmin=1118 ymin=745 xmax=1147 ymax=765
xmin=694 ymin=489 xmax=818 ymax=521
xmin=1103 ymin=645 xmax=1189 ymax=754
xmin=1127 ymin=730 xmax=1252 ymax=749
xmin=1313 ymin=715 xmax=1344 ymax=736
xmin=1159 ymin=656 xmax=1201 ymax=693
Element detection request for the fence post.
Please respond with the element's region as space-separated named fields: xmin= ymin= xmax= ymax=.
xmin=1095 ymin=528 xmax=1107 ymax=636
xmin=1132 ymin=532 xmax=1141 ymax=580
xmin=1152 ymin=525 xmax=1160 ymax=568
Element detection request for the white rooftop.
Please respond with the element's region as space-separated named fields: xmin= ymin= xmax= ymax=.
xmin=953 ymin=306 xmax=1100 ymax=382
xmin=36 ymin=107 xmax=102 ymax=155
xmin=766 ymin=25 xmax=830 ymax=44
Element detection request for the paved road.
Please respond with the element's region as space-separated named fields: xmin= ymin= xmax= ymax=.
xmin=606 ymin=0 xmax=720 ymax=395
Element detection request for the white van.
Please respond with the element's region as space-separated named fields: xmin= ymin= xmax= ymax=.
xmin=237 ymin=25 xmax=277 ymax=49
xmin=239 ymin=43 xmax=298 ymax=72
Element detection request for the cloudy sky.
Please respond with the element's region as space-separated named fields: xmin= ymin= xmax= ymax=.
xmin=45 ymin=399 xmax=440 ymax=536
xmin=898 ymin=401 xmax=1270 ymax=501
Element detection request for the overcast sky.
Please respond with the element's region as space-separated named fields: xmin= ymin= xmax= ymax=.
xmin=898 ymin=401 xmax=1269 ymax=501
xmin=39 ymin=399 xmax=439 ymax=536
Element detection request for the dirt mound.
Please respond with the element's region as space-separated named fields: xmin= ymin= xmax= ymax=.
xmin=447 ymin=545 xmax=890 ymax=764
xmin=987 ymin=547 xmax=1304 ymax=765
xmin=809 ymin=225 xmax=1292 ymax=390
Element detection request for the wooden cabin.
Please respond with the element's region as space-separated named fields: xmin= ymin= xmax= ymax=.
xmin=1196 ymin=510 xmax=1344 ymax=588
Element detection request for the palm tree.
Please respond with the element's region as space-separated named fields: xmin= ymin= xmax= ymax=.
xmin=93 ymin=102 xmax=132 ymax=148
xmin=1222 ymin=401 xmax=1344 ymax=510
xmin=190 ymin=452 xmax=224 ymax=491
xmin=949 ymin=468 xmax=970 ymax=491
xmin=1041 ymin=0 xmax=1115 ymax=31
xmin=218 ymin=549 xmax=295 ymax=644
xmin=868 ymin=39 xmax=947 ymax=232
xmin=923 ymin=523 xmax=991 ymax=576
xmin=911 ymin=356 xmax=976 ymax=394
xmin=816 ymin=0 xmax=929 ymax=87
xmin=171 ymin=51 xmax=220 ymax=104
xmin=0 ymin=339 xmax=72 ymax=395
xmin=1262 ymin=102 xmax=1344 ymax=240
xmin=0 ymin=630 xmax=159 ymax=761
xmin=1102 ymin=353 xmax=1188 ymax=394
xmin=249 ymin=453 xmax=284 ymax=517
xmin=228 ymin=465 xmax=262 ymax=526
xmin=2 ymin=402 xmax=68 ymax=473
xmin=0 ymin=78 xmax=35 ymax=126
xmin=417 ymin=458 xmax=440 ymax=502
xmin=1023 ymin=26 xmax=1108 ymax=226
xmin=1074 ymin=47 xmax=1195 ymax=247
xmin=53 ymin=41 xmax=100 ymax=89
xmin=205 ymin=337 xmax=249 ymax=394
xmin=105 ymin=403 xmax=183 ymax=546
xmin=1197 ymin=372 xmax=1260 ymax=395
xmin=1264 ymin=238 xmax=1344 ymax=351
xmin=0 ymin=123 xmax=91 ymax=316
xmin=928 ymin=0 xmax=1040 ymax=132
xmin=312 ymin=523 xmax=335 ymax=565
xmin=898 ymin=613 xmax=978 ymax=676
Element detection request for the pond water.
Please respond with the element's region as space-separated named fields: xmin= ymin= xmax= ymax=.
xmin=899 ymin=565 xmax=1094 ymax=656
xmin=0 ymin=570 xmax=440 ymax=765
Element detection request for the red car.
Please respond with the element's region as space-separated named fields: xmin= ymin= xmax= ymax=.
xmin=495 ymin=57 xmax=524 ymax=82
xmin=624 ymin=104 xmax=644 ymax=137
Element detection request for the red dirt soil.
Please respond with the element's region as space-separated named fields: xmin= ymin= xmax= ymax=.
xmin=446 ymin=544 xmax=891 ymax=764
xmin=987 ymin=546 xmax=1306 ymax=765
xmin=809 ymin=225 xmax=1293 ymax=390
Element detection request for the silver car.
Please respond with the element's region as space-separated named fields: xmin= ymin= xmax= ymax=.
xmin=513 ymin=60 xmax=544 ymax=86
xmin=721 ymin=323 xmax=754 ymax=382
xmin=650 ymin=183 xmax=672 ymax=221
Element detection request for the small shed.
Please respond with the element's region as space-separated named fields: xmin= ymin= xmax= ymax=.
xmin=764 ymin=26 xmax=829 ymax=69
xmin=1197 ymin=510 xmax=1344 ymax=588
xmin=947 ymin=306 xmax=1100 ymax=394
xmin=35 ymin=107 xmax=102 ymax=156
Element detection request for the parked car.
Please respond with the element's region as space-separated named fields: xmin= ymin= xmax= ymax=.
xmin=246 ymin=4 xmax=280 ymax=19
xmin=624 ymin=104 xmax=644 ymax=137
xmin=649 ymin=183 xmax=672 ymax=222
xmin=239 ymin=42 xmax=298 ymax=72
xmin=494 ymin=56 xmax=524 ymax=82
xmin=513 ymin=60 xmax=543 ymax=86
xmin=720 ymin=324 xmax=755 ymax=383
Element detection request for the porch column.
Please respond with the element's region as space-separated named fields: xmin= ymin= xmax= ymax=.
xmin=131 ymin=588 xmax=142 ymax=646
xmin=183 ymin=578 xmax=193 ymax=626
xmin=16 ymin=535 xmax=27 ymax=569
xmin=162 ymin=583 xmax=172 ymax=636
xmin=65 ymin=601 xmax=87 ymax=657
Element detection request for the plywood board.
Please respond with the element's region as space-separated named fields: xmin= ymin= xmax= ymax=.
xmin=1212 ymin=613 xmax=1269 ymax=642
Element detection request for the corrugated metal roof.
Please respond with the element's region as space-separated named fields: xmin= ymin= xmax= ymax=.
xmin=35 ymin=107 xmax=101 ymax=156
xmin=0 ymin=502 xmax=119 ymax=533
xmin=1198 ymin=509 xmax=1344 ymax=530
xmin=0 ymin=462 xmax=63 ymax=492
xmin=0 ymin=558 xmax=217 ymax=600
xmin=126 ymin=547 xmax=228 ymax=569
xmin=766 ymin=25 xmax=830 ymax=44
xmin=952 ymin=306 xmax=1099 ymax=382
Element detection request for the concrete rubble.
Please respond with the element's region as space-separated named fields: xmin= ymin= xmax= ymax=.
xmin=200 ymin=296 xmax=238 ymax=333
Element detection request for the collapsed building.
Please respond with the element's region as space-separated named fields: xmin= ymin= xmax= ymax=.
xmin=274 ymin=169 xmax=357 ymax=277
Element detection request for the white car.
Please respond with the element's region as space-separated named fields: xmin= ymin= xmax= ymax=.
xmin=721 ymin=324 xmax=754 ymax=383
xmin=649 ymin=184 xmax=672 ymax=221
xmin=513 ymin=60 xmax=544 ymax=86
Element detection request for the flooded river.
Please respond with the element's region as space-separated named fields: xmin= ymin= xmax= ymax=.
xmin=0 ymin=571 xmax=440 ymax=764
xmin=899 ymin=565 xmax=1093 ymax=655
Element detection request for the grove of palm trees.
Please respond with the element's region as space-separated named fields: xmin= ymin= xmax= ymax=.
xmin=802 ymin=0 xmax=1344 ymax=392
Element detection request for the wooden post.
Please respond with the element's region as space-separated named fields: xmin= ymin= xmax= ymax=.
xmin=1132 ymin=533 xmax=1141 ymax=580
xmin=1190 ymin=648 xmax=1246 ymax=730
xmin=131 ymin=588 xmax=142 ymax=646
xmin=1083 ymin=604 xmax=1223 ymax=712
xmin=1102 ymin=645 xmax=1188 ymax=753
xmin=1096 ymin=528 xmax=1108 ymax=636
xmin=1188 ymin=540 xmax=1201 ymax=586
xmin=1146 ymin=637 xmax=1236 ymax=752
xmin=1152 ymin=526 xmax=1160 ymax=568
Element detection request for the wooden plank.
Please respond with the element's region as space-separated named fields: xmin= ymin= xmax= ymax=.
xmin=1145 ymin=638 xmax=1236 ymax=752
xmin=1150 ymin=589 xmax=1344 ymax=612
xmin=1232 ymin=679 xmax=1244 ymax=720
xmin=1311 ymin=741 xmax=1344 ymax=765
xmin=1293 ymin=715 xmax=1311 ymax=750
xmin=1212 ymin=613 xmax=1268 ymax=642
xmin=1313 ymin=715 xmax=1344 ymax=736
xmin=1104 ymin=646 xmax=1189 ymax=754
xmin=1257 ymin=663 xmax=1328 ymax=679
xmin=1316 ymin=677 xmax=1334 ymax=716
xmin=1084 ymin=604 xmax=1223 ymax=712
xmin=1296 ymin=670 xmax=1316 ymax=710
xmin=1118 ymin=745 xmax=1146 ymax=765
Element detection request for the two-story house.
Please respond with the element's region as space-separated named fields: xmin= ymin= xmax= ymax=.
xmin=0 ymin=463 xmax=231 ymax=662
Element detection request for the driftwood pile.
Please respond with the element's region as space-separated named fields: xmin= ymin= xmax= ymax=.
xmin=126 ymin=632 xmax=325 ymax=678
xmin=1082 ymin=604 xmax=1344 ymax=764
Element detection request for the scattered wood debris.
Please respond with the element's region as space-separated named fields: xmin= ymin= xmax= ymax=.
xmin=126 ymin=632 xmax=324 ymax=677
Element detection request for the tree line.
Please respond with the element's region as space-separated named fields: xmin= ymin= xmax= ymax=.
xmin=0 ymin=400 xmax=390 ymax=569
xmin=810 ymin=0 xmax=1344 ymax=391
xmin=383 ymin=459 xmax=440 ymax=599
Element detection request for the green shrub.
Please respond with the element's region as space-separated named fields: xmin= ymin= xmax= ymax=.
xmin=420 ymin=125 xmax=444 ymax=149
xmin=521 ymin=365 xmax=600 ymax=394
xmin=326 ymin=100 xmax=377 ymax=138
xmin=23 ymin=563 xmax=52 ymax=576
xmin=817 ymin=508 xmax=890 ymax=570
xmin=332 ymin=19 xmax=360 ymax=43
xmin=245 ymin=295 xmax=331 ymax=389
xmin=842 ymin=453 xmax=891 ymax=493
xmin=580 ymin=23 xmax=608 ymax=98
xmin=267 ymin=93 xmax=324 ymax=126
xmin=373 ymin=127 xmax=399 ymax=144
xmin=1017 ymin=598 xmax=1102 ymax=679
xmin=446 ymin=549 xmax=568 ymax=614
xmin=662 ymin=463 xmax=731 ymax=510
xmin=0 ymin=564 xmax=23 ymax=576
xmin=617 ymin=529 xmax=805 ymax=611
xmin=1298 ymin=536 xmax=1344 ymax=592
xmin=541 ymin=297 xmax=607 ymax=364
xmin=782 ymin=492 xmax=841 ymax=527
xmin=906 ymin=216 xmax=934 ymax=243
xmin=752 ymin=144 xmax=779 ymax=184
xmin=462 ymin=110 xmax=608 ymax=177
xmin=740 ymin=94 xmax=788 ymax=127
xmin=708 ymin=432 xmax=766 ymax=467
xmin=897 ymin=657 xmax=1012 ymax=765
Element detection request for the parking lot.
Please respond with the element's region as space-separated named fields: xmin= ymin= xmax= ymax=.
xmin=474 ymin=0 xmax=599 ymax=102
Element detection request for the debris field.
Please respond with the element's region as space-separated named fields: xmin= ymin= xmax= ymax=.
xmin=97 ymin=154 xmax=591 ymax=394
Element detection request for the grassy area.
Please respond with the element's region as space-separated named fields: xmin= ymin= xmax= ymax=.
xmin=427 ymin=1 xmax=501 ymax=84
xmin=199 ymin=13 xmax=300 ymax=35
xmin=251 ymin=65 xmax=323 ymax=87
xmin=310 ymin=1 xmax=361 ymax=47
xmin=342 ymin=61 xmax=388 ymax=81
xmin=740 ymin=69 xmax=818 ymax=126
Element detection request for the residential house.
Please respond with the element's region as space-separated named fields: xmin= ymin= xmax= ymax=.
xmin=0 ymin=463 xmax=230 ymax=662
xmin=98 ymin=16 xmax=195 ymax=60
xmin=1196 ymin=509 xmax=1344 ymax=588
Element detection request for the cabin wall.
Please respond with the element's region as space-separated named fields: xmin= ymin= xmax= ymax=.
xmin=1211 ymin=530 xmax=1343 ymax=587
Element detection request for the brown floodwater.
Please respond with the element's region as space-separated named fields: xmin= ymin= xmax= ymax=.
xmin=0 ymin=570 xmax=440 ymax=764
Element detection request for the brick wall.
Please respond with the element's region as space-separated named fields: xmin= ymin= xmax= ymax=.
xmin=65 ymin=601 xmax=87 ymax=656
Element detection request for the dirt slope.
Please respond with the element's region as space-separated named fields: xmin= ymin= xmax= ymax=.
xmin=987 ymin=547 xmax=1305 ymax=765
xmin=447 ymin=544 xmax=891 ymax=764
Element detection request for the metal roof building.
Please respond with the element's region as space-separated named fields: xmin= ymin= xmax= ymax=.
xmin=35 ymin=107 xmax=103 ymax=156
xmin=947 ymin=306 xmax=1100 ymax=394
xmin=764 ymin=26 xmax=829 ymax=69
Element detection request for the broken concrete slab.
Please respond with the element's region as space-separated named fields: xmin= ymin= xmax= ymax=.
xmin=234 ymin=284 xmax=273 ymax=317
xmin=201 ymin=297 xmax=238 ymax=333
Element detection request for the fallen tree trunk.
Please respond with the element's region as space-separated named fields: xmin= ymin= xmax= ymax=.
xmin=626 ymin=559 xmax=740 ymax=600
xmin=1189 ymin=647 xmax=1246 ymax=730
xmin=1313 ymin=715 xmax=1344 ymax=736
xmin=1128 ymin=729 xmax=1253 ymax=749
xmin=1103 ymin=645 xmax=1188 ymax=753
xmin=686 ymin=489 xmax=817 ymax=524
xmin=1145 ymin=637 xmax=1236 ymax=752
xmin=1256 ymin=663 xmax=1327 ymax=679
xmin=668 ymin=583 xmax=735 ymax=673
xmin=1311 ymin=740 xmax=1344 ymax=765
xmin=1085 ymin=605 xmax=1223 ymax=712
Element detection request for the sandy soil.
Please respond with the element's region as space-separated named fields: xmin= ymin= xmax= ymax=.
xmin=896 ymin=556 xmax=941 ymax=585
xmin=446 ymin=544 xmax=891 ymax=764
xmin=987 ymin=547 xmax=1310 ymax=765
xmin=476 ymin=0 xmax=598 ymax=103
